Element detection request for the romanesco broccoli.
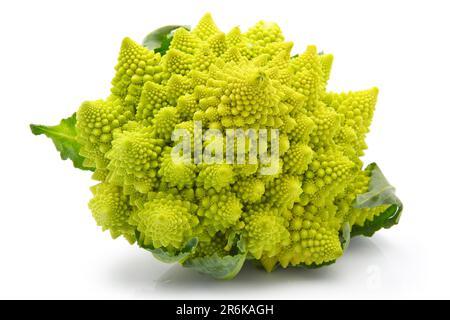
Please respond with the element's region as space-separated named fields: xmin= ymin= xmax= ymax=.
xmin=31 ymin=13 xmax=402 ymax=280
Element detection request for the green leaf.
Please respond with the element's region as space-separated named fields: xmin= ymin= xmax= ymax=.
xmin=30 ymin=114 xmax=92 ymax=171
xmin=142 ymin=25 xmax=189 ymax=56
xmin=182 ymin=235 xmax=248 ymax=280
xmin=340 ymin=222 xmax=351 ymax=251
xmin=146 ymin=238 xmax=198 ymax=264
xmin=183 ymin=253 xmax=247 ymax=280
xmin=135 ymin=230 xmax=198 ymax=263
xmin=351 ymin=163 xmax=403 ymax=238
xmin=237 ymin=237 xmax=247 ymax=253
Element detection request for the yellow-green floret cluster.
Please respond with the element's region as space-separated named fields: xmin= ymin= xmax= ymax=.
xmin=75 ymin=14 xmax=391 ymax=273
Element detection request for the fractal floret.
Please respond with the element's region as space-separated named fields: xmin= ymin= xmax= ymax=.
xmin=31 ymin=13 xmax=402 ymax=279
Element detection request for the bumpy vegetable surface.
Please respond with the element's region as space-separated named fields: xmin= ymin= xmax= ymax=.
xmin=31 ymin=14 xmax=402 ymax=279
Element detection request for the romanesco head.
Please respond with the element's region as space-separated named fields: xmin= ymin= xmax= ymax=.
xmin=53 ymin=13 xmax=400 ymax=278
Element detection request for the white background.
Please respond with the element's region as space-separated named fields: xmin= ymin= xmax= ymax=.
xmin=0 ymin=0 xmax=449 ymax=299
